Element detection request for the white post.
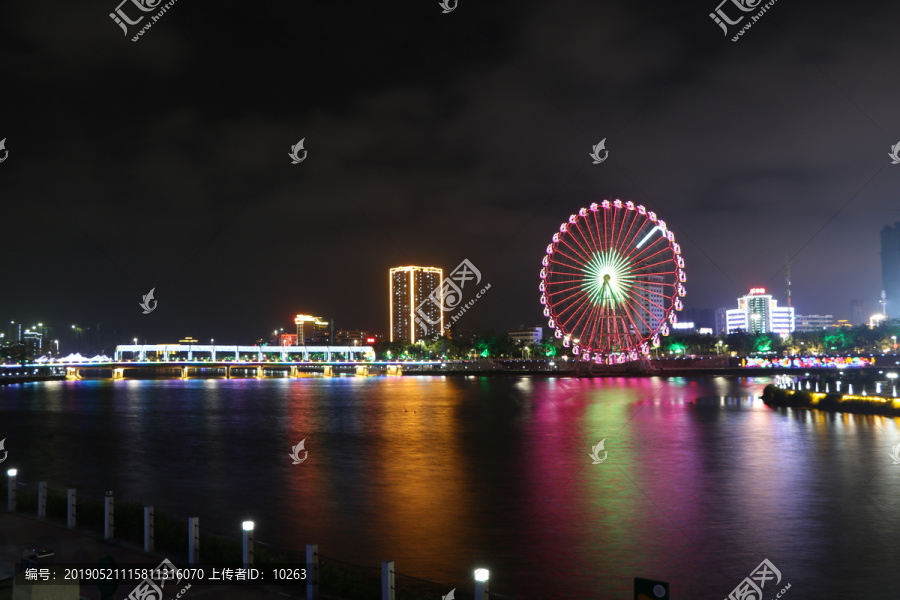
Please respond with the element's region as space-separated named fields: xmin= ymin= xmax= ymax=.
xmin=188 ymin=517 xmax=199 ymax=564
xmin=145 ymin=507 xmax=154 ymax=552
xmin=6 ymin=469 xmax=16 ymax=512
xmin=877 ymin=382 xmax=882 ymax=394
xmin=474 ymin=568 xmax=489 ymax=600
xmin=38 ymin=481 xmax=46 ymax=518
xmin=242 ymin=521 xmax=254 ymax=569
xmin=382 ymin=561 xmax=395 ymax=600
xmin=104 ymin=490 xmax=114 ymax=539
xmin=306 ymin=543 xmax=318 ymax=600
xmin=67 ymin=488 xmax=76 ymax=528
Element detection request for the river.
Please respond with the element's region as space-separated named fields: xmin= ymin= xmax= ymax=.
xmin=2 ymin=375 xmax=899 ymax=598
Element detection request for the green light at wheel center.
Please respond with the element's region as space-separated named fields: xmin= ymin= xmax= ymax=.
xmin=583 ymin=251 xmax=631 ymax=306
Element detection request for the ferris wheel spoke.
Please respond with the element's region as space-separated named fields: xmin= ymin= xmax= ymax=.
xmin=549 ymin=289 xmax=593 ymax=318
xmin=559 ymin=291 xmax=601 ymax=338
xmin=628 ymin=246 xmax=669 ymax=267
xmin=628 ymin=247 xmax=675 ymax=272
xmin=626 ymin=244 xmax=665 ymax=271
xmin=622 ymin=216 xmax=657 ymax=254
xmin=549 ymin=247 xmax=592 ymax=273
xmin=556 ymin=237 xmax=594 ymax=267
xmin=571 ymin=218 xmax=599 ymax=262
xmin=618 ymin=293 xmax=655 ymax=334
xmin=613 ymin=210 xmax=639 ymax=257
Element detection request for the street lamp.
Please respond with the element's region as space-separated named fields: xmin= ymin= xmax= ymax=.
xmin=474 ymin=568 xmax=489 ymax=600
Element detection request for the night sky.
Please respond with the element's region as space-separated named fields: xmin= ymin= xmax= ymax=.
xmin=2 ymin=0 xmax=899 ymax=345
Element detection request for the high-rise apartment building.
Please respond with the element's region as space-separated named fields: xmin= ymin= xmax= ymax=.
xmin=882 ymin=223 xmax=900 ymax=317
xmin=635 ymin=275 xmax=665 ymax=334
xmin=725 ymin=288 xmax=795 ymax=335
xmin=390 ymin=266 xmax=443 ymax=343
xmin=714 ymin=308 xmax=728 ymax=336
xmin=850 ymin=299 xmax=866 ymax=326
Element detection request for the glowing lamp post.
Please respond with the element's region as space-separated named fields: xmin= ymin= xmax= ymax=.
xmin=888 ymin=373 xmax=898 ymax=397
xmin=7 ymin=468 xmax=17 ymax=512
xmin=242 ymin=521 xmax=254 ymax=568
xmin=474 ymin=568 xmax=489 ymax=600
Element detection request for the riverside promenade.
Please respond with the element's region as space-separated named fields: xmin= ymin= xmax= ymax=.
xmin=0 ymin=512 xmax=345 ymax=600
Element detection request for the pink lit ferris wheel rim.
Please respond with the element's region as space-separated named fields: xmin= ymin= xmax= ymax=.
xmin=539 ymin=199 xmax=686 ymax=365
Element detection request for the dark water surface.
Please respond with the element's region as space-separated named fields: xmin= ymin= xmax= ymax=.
xmin=2 ymin=375 xmax=900 ymax=599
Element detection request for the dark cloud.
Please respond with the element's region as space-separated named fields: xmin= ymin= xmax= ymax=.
xmin=2 ymin=0 xmax=899 ymax=345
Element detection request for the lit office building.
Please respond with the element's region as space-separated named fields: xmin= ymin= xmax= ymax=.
xmin=725 ymin=288 xmax=795 ymax=335
xmin=882 ymin=223 xmax=900 ymax=317
xmin=794 ymin=314 xmax=834 ymax=332
xmin=294 ymin=315 xmax=330 ymax=345
xmin=390 ymin=266 xmax=443 ymax=343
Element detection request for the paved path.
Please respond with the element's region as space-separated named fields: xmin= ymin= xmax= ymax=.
xmin=0 ymin=512 xmax=331 ymax=599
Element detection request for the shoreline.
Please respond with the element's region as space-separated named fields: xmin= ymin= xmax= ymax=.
xmin=0 ymin=367 xmax=891 ymax=383
xmin=761 ymin=384 xmax=900 ymax=417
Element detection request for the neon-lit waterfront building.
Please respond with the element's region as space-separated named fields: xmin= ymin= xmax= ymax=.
xmin=390 ymin=266 xmax=443 ymax=343
xmin=725 ymin=288 xmax=795 ymax=335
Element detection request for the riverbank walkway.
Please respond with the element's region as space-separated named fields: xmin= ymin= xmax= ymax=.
xmin=0 ymin=512 xmax=348 ymax=600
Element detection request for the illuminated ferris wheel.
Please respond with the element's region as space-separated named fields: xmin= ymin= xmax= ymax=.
xmin=539 ymin=199 xmax=686 ymax=365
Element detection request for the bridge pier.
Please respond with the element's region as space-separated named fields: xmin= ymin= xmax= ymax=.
xmin=257 ymin=366 xmax=264 ymax=378
xmin=356 ymin=365 xmax=369 ymax=377
xmin=323 ymin=366 xmax=333 ymax=377
xmin=66 ymin=367 xmax=82 ymax=380
xmin=290 ymin=366 xmax=299 ymax=378
xmin=386 ymin=365 xmax=402 ymax=376
xmin=112 ymin=368 xmax=125 ymax=380
xmin=181 ymin=366 xmax=189 ymax=379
